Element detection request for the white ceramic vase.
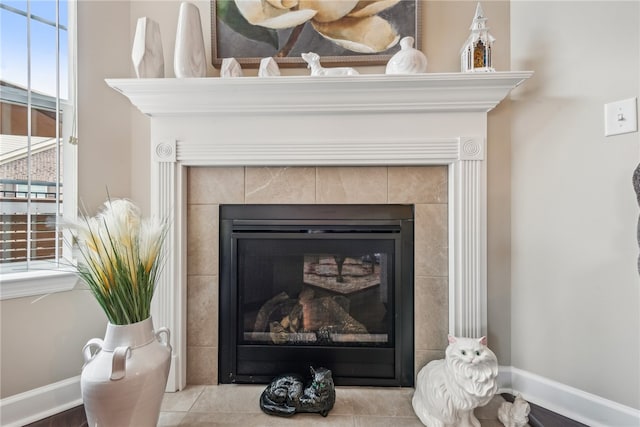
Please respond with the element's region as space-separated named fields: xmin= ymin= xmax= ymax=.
xmin=81 ymin=317 xmax=172 ymax=427
xmin=174 ymin=2 xmax=206 ymax=78
xmin=385 ymin=36 xmax=427 ymax=74
xmin=131 ymin=17 xmax=164 ymax=78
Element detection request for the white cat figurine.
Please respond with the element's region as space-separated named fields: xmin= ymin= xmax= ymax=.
xmin=412 ymin=335 xmax=498 ymax=427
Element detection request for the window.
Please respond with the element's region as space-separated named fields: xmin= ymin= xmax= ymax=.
xmin=0 ymin=0 xmax=78 ymax=298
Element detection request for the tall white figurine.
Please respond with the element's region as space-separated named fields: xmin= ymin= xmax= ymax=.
xmin=412 ymin=336 xmax=498 ymax=427
xmin=132 ymin=17 xmax=164 ymax=78
xmin=301 ymin=52 xmax=358 ymax=76
xmin=174 ymin=2 xmax=206 ymax=78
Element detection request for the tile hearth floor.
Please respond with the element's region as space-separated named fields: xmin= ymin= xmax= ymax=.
xmin=158 ymin=385 xmax=515 ymax=427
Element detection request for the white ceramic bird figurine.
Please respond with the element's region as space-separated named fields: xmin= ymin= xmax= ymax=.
xmin=498 ymin=394 xmax=531 ymax=427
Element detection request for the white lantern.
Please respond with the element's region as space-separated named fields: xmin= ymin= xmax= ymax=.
xmin=460 ymin=3 xmax=495 ymax=73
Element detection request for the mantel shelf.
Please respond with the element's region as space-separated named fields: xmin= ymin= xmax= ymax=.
xmin=106 ymin=71 xmax=532 ymax=116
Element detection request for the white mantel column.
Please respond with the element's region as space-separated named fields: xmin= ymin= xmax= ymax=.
xmin=150 ymin=138 xmax=186 ymax=391
xmin=451 ymin=137 xmax=487 ymax=338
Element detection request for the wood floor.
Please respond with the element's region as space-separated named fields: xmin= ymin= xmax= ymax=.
xmin=25 ymin=391 xmax=587 ymax=427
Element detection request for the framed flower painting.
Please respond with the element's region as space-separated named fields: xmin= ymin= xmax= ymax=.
xmin=211 ymin=0 xmax=421 ymax=68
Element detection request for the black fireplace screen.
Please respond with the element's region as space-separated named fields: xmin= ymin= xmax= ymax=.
xmin=219 ymin=205 xmax=414 ymax=386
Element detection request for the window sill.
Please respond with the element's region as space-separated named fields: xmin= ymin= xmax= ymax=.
xmin=0 ymin=266 xmax=80 ymax=300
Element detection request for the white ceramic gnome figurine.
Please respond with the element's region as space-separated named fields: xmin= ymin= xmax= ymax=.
xmin=412 ymin=335 xmax=498 ymax=427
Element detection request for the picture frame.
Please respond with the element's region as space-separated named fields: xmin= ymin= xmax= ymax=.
xmin=211 ymin=0 xmax=421 ymax=68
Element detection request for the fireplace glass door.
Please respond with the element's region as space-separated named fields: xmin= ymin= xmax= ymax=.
xmin=219 ymin=205 xmax=414 ymax=386
xmin=239 ymin=238 xmax=394 ymax=348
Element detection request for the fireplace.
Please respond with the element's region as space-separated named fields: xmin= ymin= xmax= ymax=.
xmin=218 ymin=204 xmax=414 ymax=386
xmin=106 ymin=72 xmax=531 ymax=390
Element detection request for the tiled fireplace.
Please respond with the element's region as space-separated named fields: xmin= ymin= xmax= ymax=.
xmin=107 ymin=72 xmax=531 ymax=391
xmin=186 ymin=166 xmax=447 ymax=385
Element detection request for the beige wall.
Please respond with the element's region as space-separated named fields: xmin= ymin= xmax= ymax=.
xmin=510 ymin=1 xmax=640 ymax=409
xmin=0 ymin=291 xmax=107 ymax=398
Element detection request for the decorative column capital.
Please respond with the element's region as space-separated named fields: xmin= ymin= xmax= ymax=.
xmin=153 ymin=139 xmax=176 ymax=163
xmin=459 ymin=137 xmax=485 ymax=161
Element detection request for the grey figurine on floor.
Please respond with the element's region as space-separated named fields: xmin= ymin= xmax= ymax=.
xmin=260 ymin=366 xmax=336 ymax=417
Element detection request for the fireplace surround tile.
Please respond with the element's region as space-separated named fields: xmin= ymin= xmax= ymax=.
xmin=187 ymin=275 xmax=218 ymax=347
xmin=187 ymin=345 xmax=218 ymax=385
xmin=245 ymin=167 xmax=316 ymax=204
xmin=414 ymin=350 xmax=446 ymax=376
xmin=414 ymin=204 xmax=448 ymax=277
xmin=414 ymin=276 xmax=449 ymax=351
xmin=388 ymin=166 xmax=448 ymax=204
xmin=186 ymin=165 xmax=449 ymax=386
xmin=187 ymin=204 xmax=219 ymax=276
xmin=189 ymin=167 xmax=245 ymax=204
xmin=316 ymin=167 xmax=388 ymax=204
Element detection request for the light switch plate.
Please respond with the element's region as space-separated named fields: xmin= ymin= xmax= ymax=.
xmin=604 ymin=97 xmax=638 ymax=137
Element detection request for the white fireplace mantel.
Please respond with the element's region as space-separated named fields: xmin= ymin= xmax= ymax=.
xmin=107 ymin=72 xmax=531 ymax=391
xmin=107 ymin=72 xmax=531 ymax=116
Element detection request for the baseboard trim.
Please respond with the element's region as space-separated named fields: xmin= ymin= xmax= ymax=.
xmin=0 ymin=376 xmax=82 ymax=427
xmin=499 ymin=366 xmax=640 ymax=427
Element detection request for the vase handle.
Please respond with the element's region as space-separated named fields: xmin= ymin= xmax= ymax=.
xmin=156 ymin=327 xmax=171 ymax=349
xmin=82 ymin=338 xmax=104 ymax=366
xmin=110 ymin=346 xmax=131 ymax=381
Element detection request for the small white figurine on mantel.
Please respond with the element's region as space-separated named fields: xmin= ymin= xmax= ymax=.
xmin=412 ymin=335 xmax=498 ymax=427
xmin=221 ymin=58 xmax=243 ymax=78
xmin=258 ymin=57 xmax=280 ymax=77
xmin=385 ymin=36 xmax=427 ymax=74
xmin=131 ymin=17 xmax=164 ymax=78
xmin=497 ymin=394 xmax=530 ymax=427
xmin=460 ymin=2 xmax=496 ymax=73
xmin=301 ymin=52 xmax=359 ymax=77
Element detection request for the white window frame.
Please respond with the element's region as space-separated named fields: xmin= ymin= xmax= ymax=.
xmin=0 ymin=0 xmax=79 ymax=300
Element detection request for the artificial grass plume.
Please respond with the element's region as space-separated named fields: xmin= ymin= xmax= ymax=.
xmin=71 ymin=199 xmax=168 ymax=325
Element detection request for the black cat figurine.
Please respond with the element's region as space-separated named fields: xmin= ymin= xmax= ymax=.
xmin=259 ymin=366 xmax=336 ymax=417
